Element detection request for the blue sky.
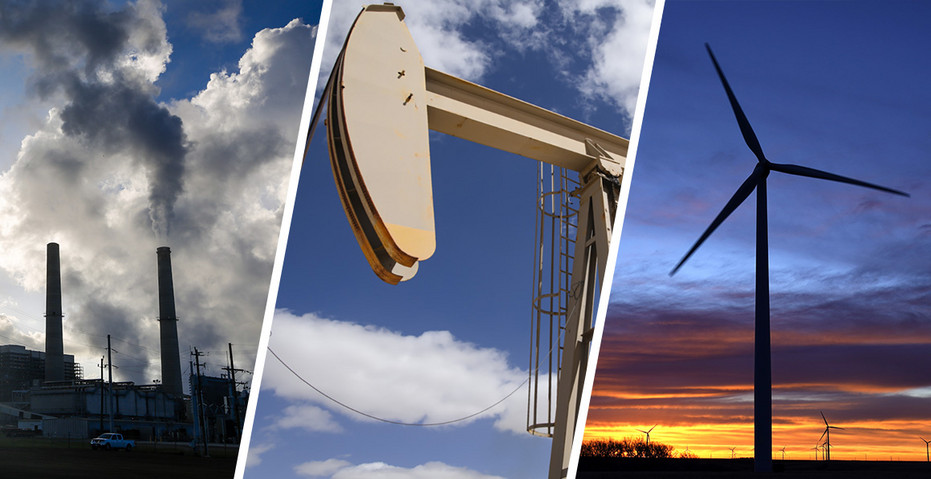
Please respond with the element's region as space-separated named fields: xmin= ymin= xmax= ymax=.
xmin=245 ymin=1 xmax=655 ymax=478
xmin=0 ymin=0 xmax=320 ymax=392
xmin=586 ymin=0 xmax=931 ymax=461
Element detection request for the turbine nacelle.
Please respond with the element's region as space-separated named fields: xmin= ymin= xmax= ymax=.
xmin=636 ymin=424 xmax=657 ymax=444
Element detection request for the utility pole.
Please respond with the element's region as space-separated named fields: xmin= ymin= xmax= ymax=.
xmin=222 ymin=343 xmax=245 ymax=441
xmin=99 ymin=356 xmax=104 ymax=433
xmin=192 ymin=348 xmax=209 ymax=456
xmin=189 ymin=359 xmax=197 ymax=445
xmin=107 ymin=334 xmax=114 ymax=432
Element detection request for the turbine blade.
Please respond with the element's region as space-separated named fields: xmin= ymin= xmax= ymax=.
xmin=821 ymin=411 xmax=828 ymax=426
xmin=705 ymin=43 xmax=767 ymax=163
xmin=648 ymin=425 xmax=657 ymax=433
xmin=670 ymin=167 xmax=762 ymax=275
xmin=819 ymin=429 xmax=827 ymax=442
xmin=770 ymin=162 xmax=909 ymax=197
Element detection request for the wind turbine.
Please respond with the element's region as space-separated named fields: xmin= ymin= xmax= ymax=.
xmin=637 ymin=425 xmax=657 ymax=444
xmin=811 ymin=444 xmax=819 ymax=461
xmin=780 ymin=445 xmax=786 ymax=460
xmin=669 ymin=44 xmax=909 ymax=473
xmin=819 ymin=411 xmax=844 ymax=461
xmin=920 ymin=436 xmax=930 ymax=462
xmin=729 ymin=446 xmax=737 ymax=459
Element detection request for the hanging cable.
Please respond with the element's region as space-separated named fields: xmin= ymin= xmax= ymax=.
xmin=267 ymin=346 xmax=527 ymax=427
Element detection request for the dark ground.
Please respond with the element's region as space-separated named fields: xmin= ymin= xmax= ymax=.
xmin=0 ymin=437 xmax=237 ymax=479
xmin=578 ymin=457 xmax=931 ymax=478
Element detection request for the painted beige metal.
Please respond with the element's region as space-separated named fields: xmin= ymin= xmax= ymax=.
xmin=326 ymin=4 xmax=628 ymax=285
xmin=327 ymin=54 xmax=419 ymax=284
xmin=425 ymin=68 xmax=627 ymax=175
xmin=328 ymin=4 xmax=435 ymax=283
xmin=323 ymin=5 xmax=627 ymax=478
xmin=548 ymin=171 xmax=617 ymax=479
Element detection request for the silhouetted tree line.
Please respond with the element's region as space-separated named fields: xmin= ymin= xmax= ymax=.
xmin=581 ymin=437 xmax=676 ymax=458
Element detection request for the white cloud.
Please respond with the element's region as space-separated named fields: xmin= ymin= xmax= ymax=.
xmin=186 ymin=0 xmax=244 ymax=44
xmin=574 ymin=0 xmax=655 ymax=114
xmin=295 ymin=459 xmax=507 ymax=479
xmin=245 ymin=441 xmax=274 ymax=468
xmin=294 ymin=458 xmax=353 ymax=477
xmin=0 ymin=312 xmax=42 ymax=348
xmin=268 ymin=404 xmax=343 ymax=433
xmin=0 ymin=4 xmax=315 ymax=387
xmin=321 ymin=0 xmax=544 ymax=83
xmin=262 ymin=310 xmax=528 ymax=434
xmin=316 ymin=0 xmax=652 ymax=125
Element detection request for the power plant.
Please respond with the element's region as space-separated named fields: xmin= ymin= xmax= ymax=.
xmin=0 ymin=243 xmax=247 ymax=446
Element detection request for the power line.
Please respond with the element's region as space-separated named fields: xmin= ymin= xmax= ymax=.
xmin=267 ymin=346 xmax=527 ymax=427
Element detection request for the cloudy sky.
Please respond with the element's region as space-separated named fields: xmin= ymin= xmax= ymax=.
xmin=585 ymin=0 xmax=931 ymax=463
xmin=245 ymin=1 xmax=655 ymax=478
xmin=0 ymin=0 xmax=320 ymax=392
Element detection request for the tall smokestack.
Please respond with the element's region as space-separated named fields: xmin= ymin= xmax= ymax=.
xmin=45 ymin=242 xmax=64 ymax=382
xmin=156 ymin=246 xmax=183 ymax=397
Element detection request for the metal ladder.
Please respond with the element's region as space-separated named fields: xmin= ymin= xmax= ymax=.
xmin=528 ymin=163 xmax=580 ymax=438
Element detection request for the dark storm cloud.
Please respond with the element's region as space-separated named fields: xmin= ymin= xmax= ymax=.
xmin=60 ymin=266 xmax=145 ymax=345
xmin=0 ymin=0 xmax=186 ymax=239
xmin=0 ymin=0 xmax=133 ymax=76
xmin=594 ymin=278 xmax=931 ymax=398
xmin=59 ymin=76 xmax=186 ymax=237
xmin=77 ymin=297 xmax=134 ymax=342
xmin=0 ymin=0 xmax=315 ymax=391
xmin=774 ymin=343 xmax=931 ymax=391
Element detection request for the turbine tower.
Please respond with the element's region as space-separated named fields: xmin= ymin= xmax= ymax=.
xmin=636 ymin=425 xmax=657 ymax=444
xmin=819 ymin=411 xmax=843 ymax=461
xmin=920 ymin=436 xmax=930 ymax=462
xmin=669 ymin=44 xmax=908 ymax=473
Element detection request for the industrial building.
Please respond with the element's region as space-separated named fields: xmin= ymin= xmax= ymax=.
xmin=190 ymin=373 xmax=248 ymax=444
xmin=0 ymin=345 xmax=80 ymax=403
xmin=0 ymin=243 xmax=246 ymax=444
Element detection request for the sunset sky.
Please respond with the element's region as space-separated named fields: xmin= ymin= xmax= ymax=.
xmin=585 ymin=0 xmax=931 ymax=462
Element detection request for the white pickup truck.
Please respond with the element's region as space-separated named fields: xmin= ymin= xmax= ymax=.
xmin=90 ymin=432 xmax=135 ymax=451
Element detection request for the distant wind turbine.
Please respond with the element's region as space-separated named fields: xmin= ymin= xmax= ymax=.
xmin=921 ymin=436 xmax=930 ymax=462
xmin=636 ymin=425 xmax=657 ymax=444
xmin=729 ymin=446 xmax=737 ymax=459
xmin=669 ymin=44 xmax=909 ymax=474
xmin=819 ymin=411 xmax=844 ymax=461
xmin=780 ymin=445 xmax=786 ymax=460
xmin=811 ymin=445 xmax=819 ymax=461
